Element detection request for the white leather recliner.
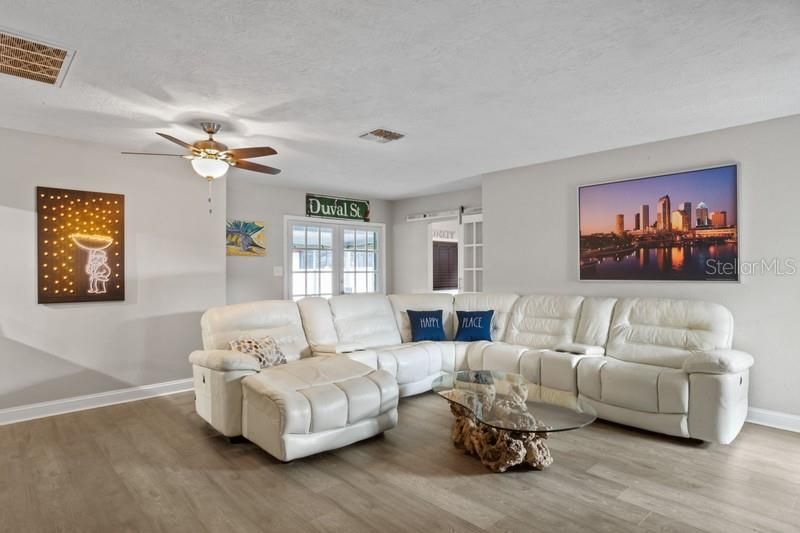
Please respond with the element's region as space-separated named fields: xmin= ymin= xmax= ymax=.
xmin=189 ymin=292 xmax=754 ymax=452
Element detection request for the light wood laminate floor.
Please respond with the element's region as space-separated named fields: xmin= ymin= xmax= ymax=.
xmin=1 ymin=391 xmax=799 ymax=533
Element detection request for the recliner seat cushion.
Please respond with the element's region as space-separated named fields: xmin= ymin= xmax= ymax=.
xmin=578 ymin=357 xmax=689 ymax=414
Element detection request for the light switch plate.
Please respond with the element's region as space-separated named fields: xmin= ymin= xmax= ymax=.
xmin=273 ymin=266 xmax=283 ymax=277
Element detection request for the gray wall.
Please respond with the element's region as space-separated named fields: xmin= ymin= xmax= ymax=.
xmin=226 ymin=179 xmax=392 ymax=303
xmin=0 ymin=127 xmax=226 ymax=409
xmin=482 ymin=115 xmax=800 ymax=415
xmin=391 ymin=187 xmax=482 ymax=293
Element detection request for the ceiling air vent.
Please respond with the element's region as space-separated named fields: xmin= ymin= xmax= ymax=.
xmin=0 ymin=28 xmax=75 ymax=86
xmin=359 ymin=128 xmax=405 ymax=143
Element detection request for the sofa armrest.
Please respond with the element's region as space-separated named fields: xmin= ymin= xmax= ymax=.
xmin=189 ymin=349 xmax=261 ymax=372
xmin=313 ymin=343 xmax=367 ymax=355
xmin=683 ymin=349 xmax=754 ymax=374
xmin=554 ymin=342 xmax=605 ymax=356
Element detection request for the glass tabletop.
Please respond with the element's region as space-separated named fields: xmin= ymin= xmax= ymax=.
xmin=432 ymin=370 xmax=596 ymax=434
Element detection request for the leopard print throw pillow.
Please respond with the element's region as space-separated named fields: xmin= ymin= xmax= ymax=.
xmin=229 ymin=336 xmax=287 ymax=369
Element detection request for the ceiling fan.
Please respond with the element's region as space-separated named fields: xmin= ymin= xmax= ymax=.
xmin=123 ymin=121 xmax=281 ymax=178
xmin=122 ymin=122 xmax=280 ymax=213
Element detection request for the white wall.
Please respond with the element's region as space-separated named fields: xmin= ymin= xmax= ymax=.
xmin=226 ymin=179 xmax=392 ymax=303
xmin=391 ymin=187 xmax=482 ymax=293
xmin=482 ymin=115 xmax=800 ymax=416
xmin=0 ymin=128 xmax=226 ymax=409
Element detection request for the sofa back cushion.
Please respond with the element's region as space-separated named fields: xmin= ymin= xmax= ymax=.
xmin=296 ymin=297 xmax=339 ymax=348
xmin=454 ymin=293 xmax=519 ymax=341
xmin=329 ymin=294 xmax=402 ymax=347
xmin=389 ymin=293 xmax=455 ymax=342
xmin=201 ymin=300 xmax=310 ymax=360
xmin=504 ymin=294 xmax=584 ymax=348
xmin=575 ymin=297 xmax=618 ymax=347
xmin=606 ymin=297 xmax=734 ymax=369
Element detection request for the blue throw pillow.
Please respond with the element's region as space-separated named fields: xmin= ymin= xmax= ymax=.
xmin=407 ymin=309 xmax=446 ymax=342
xmin=455 ymin=310 xmax=494 ymax=342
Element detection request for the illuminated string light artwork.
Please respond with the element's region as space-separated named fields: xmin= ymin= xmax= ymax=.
xmin=37 ymin=186 xmax=125 ymax=303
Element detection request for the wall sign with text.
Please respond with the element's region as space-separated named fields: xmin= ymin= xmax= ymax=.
xmin=306 ymin=193 xmax=370 ymax=222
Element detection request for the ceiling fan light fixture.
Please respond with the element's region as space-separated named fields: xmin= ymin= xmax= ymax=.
xmin=191 ymin=157 xmax=229 ymax=179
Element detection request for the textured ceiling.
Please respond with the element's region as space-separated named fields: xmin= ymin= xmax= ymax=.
xmin=3 ymin=1 xmax=800 ymax=199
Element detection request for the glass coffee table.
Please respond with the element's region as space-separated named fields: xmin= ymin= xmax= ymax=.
xmin=432 ymin=370 xmax=596 ymax=472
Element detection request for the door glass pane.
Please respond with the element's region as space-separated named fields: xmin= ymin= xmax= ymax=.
xmin=475 ymin=221 xmax=483 ymax=244
xmin=475 ymin=246 xmax=483 ymax=268
xmin=292 ymin=250 xmax=303 ymax=270
xmin=476 ymin=270 xmax=483 ymax=292
xmin=357 ymin=273 xmax=368 ymax=292
xmin=356 ymin=251 xmax=366 ymax=271
xmin=320 ymin=250 xmax=333 ymax=271
xmin=344 ymin=230 xmax=355 ymax=250
xmin=367 ymin=251 xmax=375 ymax=270
xmin=307 ymin=250 xmax=319 ymax=270
xmin=367 ymin=231 xmax=376 ymax=250
xmin=320 ymin=272 xmax=333 ymax=294
xmin=464 ymin=223 xmax=474 ymax=245
xmin=343 ymin=251 xmax=355 ymax=270
xmin=292 ymin=226 xmax=305 ymax=247
xmin=464 ymin=274 xmax=474 ymax=292
xmin=367 ymin=272 xmax=376 ymax=292
xmin=307 ymin=227 xmax=319 ymax=248
xmin=307 ymin=272 xmax=319 ymax=294
xmin=356 ymin=230 xmax=367 ymax=250
xmin=320 ymin=228 xmax=333 ymax=249
xmin=343 ymin=273 xmax=355 ymax=294
xmin=465 ymin=248 xmax=474 ymax=268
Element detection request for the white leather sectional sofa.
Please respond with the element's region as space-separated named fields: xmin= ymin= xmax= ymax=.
xmin=190 ymin=292 xmax=754 ymax=459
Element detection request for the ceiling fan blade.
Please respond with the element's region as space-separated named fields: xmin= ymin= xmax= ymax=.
xmin=224 ymin=146 xmax=277 ymax=159
xmin=156 ymin=132 xmax=193 ymax=149
xmin=121 ymin=151 xmax=189 ymax=157
xmin=233 ymin=159 xmax=281 ymax=175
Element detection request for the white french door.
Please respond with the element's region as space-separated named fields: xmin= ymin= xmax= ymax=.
xmin=285 ymin=217 xmax=385 ymax=300
xmin=460 ymin=214 xmax=483 ymax=292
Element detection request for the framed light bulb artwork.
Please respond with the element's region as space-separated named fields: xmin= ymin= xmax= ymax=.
xmin=37 ymin=186 xmax=125 ymax=303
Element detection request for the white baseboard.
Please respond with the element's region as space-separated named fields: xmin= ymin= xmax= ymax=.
xmin=747 ymin=407 xmax=800 ymax=433
xmin=0 ymin=378 xmax=193 ymax=426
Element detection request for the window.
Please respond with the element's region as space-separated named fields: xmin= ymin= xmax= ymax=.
xmin=286 ymin=218 xmax=384 ymax=300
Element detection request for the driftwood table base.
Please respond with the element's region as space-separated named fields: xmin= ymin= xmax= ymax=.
xmin=449 ymin=404 xmax=553 ymax=473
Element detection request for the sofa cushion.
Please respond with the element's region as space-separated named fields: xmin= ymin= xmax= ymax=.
xmin=504 ymin=294 xmax=584 ymax=348
xmin=297 ymin=297 xmax=339 ymax=348
xmin=574 ymin=297 xmax=618 ymax=347
xmin=375 ymin=342 xmax=443 ymax=385
xmin=606 ymin=297 xmax=734 ymax=369
xmin=389 ymin=293 xmax=455 ymax=342
xmin=454 ymin=310 xmax=494 ymax=342
xmin=329 ymin=294 xmax=402 ymax=347
xmin=454 ymin=293 xmax=519 ymax=341
xmin=577 ymin=357 xmax=689 ymax=414
xmin=200 ymin=300 xmax=310 ymax=360
xmin=407 ymin=309 xmax=447 ymax=342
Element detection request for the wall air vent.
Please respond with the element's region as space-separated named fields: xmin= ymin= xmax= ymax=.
xmin=359 ymin=128 xmax=405 ymax=143
xmin=0 ymin=28 xmax=75 ymax=86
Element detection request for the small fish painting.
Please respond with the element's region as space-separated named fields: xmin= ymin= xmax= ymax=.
xmin=226 ymin=220 xmax=266 ymax=256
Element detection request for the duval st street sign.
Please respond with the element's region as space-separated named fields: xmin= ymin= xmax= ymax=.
xmin=306 ymin=193 xmax=370 ymax=222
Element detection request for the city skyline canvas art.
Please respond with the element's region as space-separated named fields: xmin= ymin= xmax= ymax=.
xmin=578 ymin=164 xmax=738 ymax=281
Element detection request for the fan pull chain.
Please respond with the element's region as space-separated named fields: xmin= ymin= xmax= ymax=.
xmin=208 ymin=177 xmax=213 ymax=215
